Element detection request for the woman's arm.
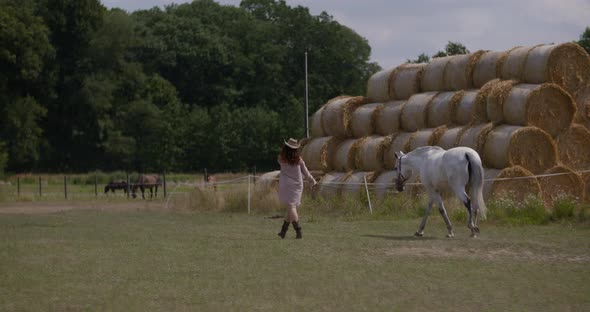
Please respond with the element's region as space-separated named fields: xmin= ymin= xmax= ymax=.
xmin=299 ymin=160 xmax=317 ymax=185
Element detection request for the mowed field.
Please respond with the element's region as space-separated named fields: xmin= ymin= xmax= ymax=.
xmin=0 ymin=200 xmax=589 ymax=311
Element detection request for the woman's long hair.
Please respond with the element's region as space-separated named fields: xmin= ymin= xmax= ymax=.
xmin=279 ymin=145 xmax=300 ymax=166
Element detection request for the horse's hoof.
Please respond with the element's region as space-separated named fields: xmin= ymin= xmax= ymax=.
xmin=446 ymin=233 xmax=454 ymax=238
xmin=414 ymin=232 xmax=423 ymax=237
xmin=473 ymin=227 xmax=480 ymax=234
xmin=470 ymin=233 xmax=478 ymax=238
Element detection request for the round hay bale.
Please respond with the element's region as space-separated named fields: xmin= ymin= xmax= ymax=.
xmin=366 ymin=68 xmax=395 ymax=102
xmin=391 ymin=63 xmax=425 ymax=99
xmin=318 ymin=171 xmax=347 ymax=198
xmin=300 ymin=136 xmax=342 ymax=171
xmin=421 ymin=56 xmax=453 ymax=92
xmin=555 ymin=124 xmax=590 ymax=171
xmin=486 ymin=79 xmax=519 ymax=123
xmin=340 ymin=171 xmax=376 ymax=198
xmin=471 ymin=79 xmax=498 ymax=123
xmin=332 ymin=138 xmax=364 ymax=172
xmin=355 ymin=135 xmax=388 ymax=171
xmin=310 ymin=105 xmax=327 ymax=137
xmin=523 ymin=42 xmax=590 ymax=96
xmin=573 ymin=84 xmax=590 ymax=125
xmin=456 ymin=123 xmax=493 ymax=155
xmin=254 ymin=170 xmax=281 ymax=194
xmin=375 ymin=100 xmax=405 ymax=135
xmin=473 ymin=50 xmax=508 ymax=88
xmin=483 ymin=125 xmax=557 ymax=174
xmin=500 ymin=83 xmax=576 ymax=138
xmin=350 ymin=103 xmax=384 ymax=138
xmin=453 ymin=91 xmax=478 ymax=125
xmin=435 ymin=126 xmax=463 ymax=150
xmin=322 ymin=96 xmax=368 ymax=137
xmin=426 ymin=91 xmax=464 ymax=127
xmin=443 ymin=50 xmax=486 ymax=90
xmin=483 ymin=166 xmax=541 ymax=202
xmin=539 ymin=165 xmax=585 ymax=207
xmin=500 ymin=45 xmax=537 ymax=80
xmin=409 ymin=126 xmax=447 ymax=151
xmin=383 ymin=133 xmax=415 ymax=169
xmin=454 ymin=81 xmax=495 ymax=125
xmin=400 ymin=92 xmax=439 ymax=131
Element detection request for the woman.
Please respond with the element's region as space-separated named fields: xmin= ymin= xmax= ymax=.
xmin=277 ymin=138 xmax=317 ymax=239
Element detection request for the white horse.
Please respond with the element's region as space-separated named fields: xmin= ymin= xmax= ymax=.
xmin=394 ymin=146 xmax=487 ymax=238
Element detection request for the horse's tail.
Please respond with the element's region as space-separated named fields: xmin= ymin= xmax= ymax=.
xmin=466 ymin=152 xmax=487 ymax=220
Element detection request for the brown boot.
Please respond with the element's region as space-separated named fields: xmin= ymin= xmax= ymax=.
xmin=277 ymin=221 xmax=289 ymax=239
xmin=292 ymin=221 xmax=302 ymax=239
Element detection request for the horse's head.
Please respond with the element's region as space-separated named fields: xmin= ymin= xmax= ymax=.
xmin=394 ymin=151 xmax=410 ymax=192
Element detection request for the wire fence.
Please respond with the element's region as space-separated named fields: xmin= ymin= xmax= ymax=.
xmin=1 ymin=168 xmax=588 ymax=215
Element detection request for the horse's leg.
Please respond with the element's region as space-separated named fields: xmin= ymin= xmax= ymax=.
xmin=450 ymin=184 xmax=478 ymax=237
xmin=433 ymin=192 xmax=454 ymax=238
xmin=415 ymin=194 xmax=436 ymax=237
xmin=141 ymin=186 xmax=146 ymax=200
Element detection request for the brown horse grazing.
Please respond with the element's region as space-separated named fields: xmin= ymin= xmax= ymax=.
xmin=131 ymin=174 xmax=162 ymax=199
xmin=104 ymin=180 xmax=128 ymax=194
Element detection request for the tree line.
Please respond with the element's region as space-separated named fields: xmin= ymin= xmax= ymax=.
xmin=1 ymin=0 xmax=589 ymax=174
xmin=0 ymin=0 xmax=379 ymax=174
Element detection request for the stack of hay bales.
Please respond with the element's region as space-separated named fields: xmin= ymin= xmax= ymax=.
xmin=301 ymin=42 xmax=590 ymax=206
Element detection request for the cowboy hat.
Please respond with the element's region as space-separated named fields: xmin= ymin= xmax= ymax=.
xmin=284 ymin=138 xmax=300 ymax=149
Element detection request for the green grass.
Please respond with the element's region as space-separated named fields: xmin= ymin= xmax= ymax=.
xmin=1 ymin=208 xmax=589 ymax=311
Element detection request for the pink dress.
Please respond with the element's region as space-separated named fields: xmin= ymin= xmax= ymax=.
xmin=278 ymin=158 xmax=316 ymax=206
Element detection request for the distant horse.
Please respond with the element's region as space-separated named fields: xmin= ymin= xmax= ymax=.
xmin=104 ymin=180 xmax=128 ymax=194
xmin=394 ymin=146 xmax=487 ymax=238
xmin=131 ymin=174 xmax=162 ymax=199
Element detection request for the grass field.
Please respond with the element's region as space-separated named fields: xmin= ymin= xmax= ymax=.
xmin=1 ymin=199 xmax=589 ymax=311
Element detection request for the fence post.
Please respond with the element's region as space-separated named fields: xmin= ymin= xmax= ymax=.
xmin=38 ymin=176 xmax=42 ymax=198
xmin=17 ymin=177 xmax=20 ymax=197
xmin=247 ymin=175 xmax=251 ymax=214
xmin=253 ymin=166 xmax=257 ymax=183
xmin=163 ymin=172 xmax=167 ymax=198
xmin=64 ymin=175 xmax=67 ymax=199
xmin=364 ymin=176 xmax=373 ymax=215
xmin=95 ymin=173 xmax=98 ymax=198
xmin=126 ymin=173 xmax=130 ymax=198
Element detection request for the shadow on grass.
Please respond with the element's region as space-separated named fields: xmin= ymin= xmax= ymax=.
xmin=362 ymin=234 xmax=438 ymax=241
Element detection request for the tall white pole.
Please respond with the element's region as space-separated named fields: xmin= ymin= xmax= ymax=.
xmin=305 ymin=51 xmax=309 ymax=138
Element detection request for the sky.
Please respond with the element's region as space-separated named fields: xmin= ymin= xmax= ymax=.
xmin=101 ymin=0 xmax=590 ymax=69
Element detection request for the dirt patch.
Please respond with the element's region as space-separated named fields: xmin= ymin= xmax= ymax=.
xmin=0 ymin=200 xmax=169 ymax=214
xmin=383 ymin=246 xmax=590 ymax=263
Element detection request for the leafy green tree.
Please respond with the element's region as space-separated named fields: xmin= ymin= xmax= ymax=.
xmin=578 ymin=27 xmax=590 ymax=55
xmin=0 ymin=0 xmax=54 ymax=171
xmin=0 ymin=142 xmax=7 ymax=175
xmin=1 ymin=96 xmax=47 ymax=170
xmin=433 ymin=41 xmax=469 ymax=58
xmin=37 ymin=0 xmax=106 ymax=170
xmin=407 ymin=53 xmax=430 ymax=64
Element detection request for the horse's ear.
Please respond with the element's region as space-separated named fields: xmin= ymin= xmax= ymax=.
xmin=394 ymin=152 xmax=400 ymax=159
